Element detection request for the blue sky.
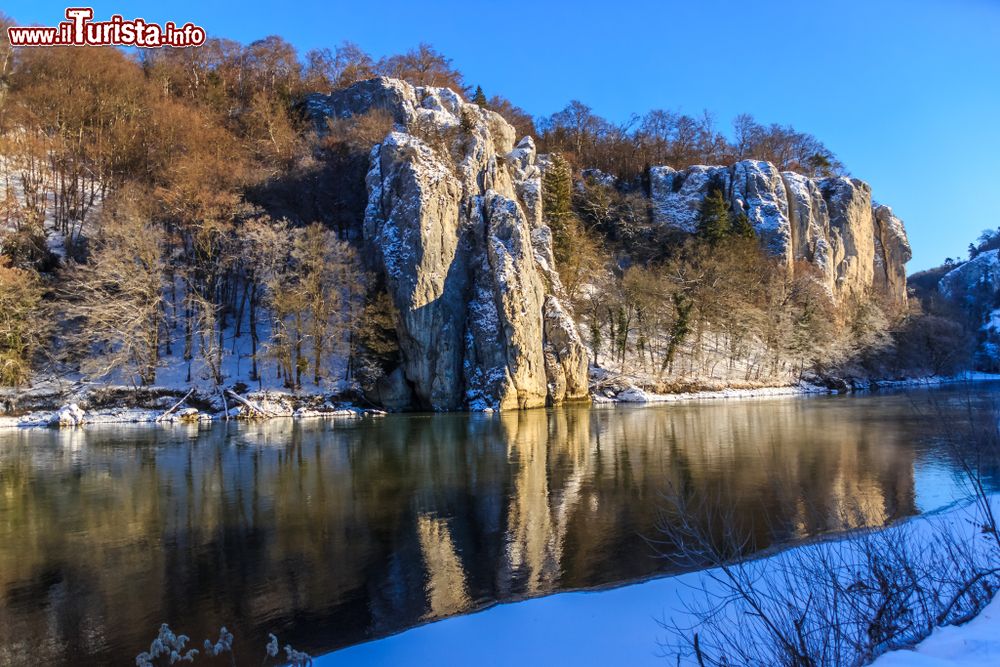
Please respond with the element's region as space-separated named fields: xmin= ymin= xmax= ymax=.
xmin=6 ymin=0 xmax=1000 ymax=272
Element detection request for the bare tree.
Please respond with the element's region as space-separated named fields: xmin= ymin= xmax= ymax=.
xmin=63 ymin=188 xmax=166 ymax=385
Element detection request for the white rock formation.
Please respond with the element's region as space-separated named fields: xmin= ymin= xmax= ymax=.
xmin=940 ymin=249 xmax=1000 ymax=301
xmin=51 ymin=403 xmax=86 ymax=427
xmin=782 ymin=171 xmax=835 ymax=287
xmin=650 ymin=160 xmax=911 ymax=310
xmin=308 ymin=78 xmax=590 ymax=411
xmin=650 ymin=165 xmax=731 ymax=234
xmin=873 ymin=204 xmax=913 ymax=308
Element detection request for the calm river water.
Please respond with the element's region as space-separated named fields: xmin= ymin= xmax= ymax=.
xmin=0 ymin=384 xmax=996 ymax=665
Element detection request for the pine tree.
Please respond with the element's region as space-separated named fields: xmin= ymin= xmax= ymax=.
xmin=542 ymin=153 xmax=575 ymax=266
xmin=472 ymin=85 xmax=487 ymax=107
xmin=732 ymin=212 xmax=755 ymax=239
xmin=697 ymin=187 xmax=731 ymax=245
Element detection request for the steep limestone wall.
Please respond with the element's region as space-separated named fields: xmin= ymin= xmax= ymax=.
xmin=650 ymin=160 xmax=911 ymax=311
xmin=308 ymin=78 xmax=589 ymax=411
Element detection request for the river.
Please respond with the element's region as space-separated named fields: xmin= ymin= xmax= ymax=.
xmin=0 ymin=383 xmax=995 ymax=665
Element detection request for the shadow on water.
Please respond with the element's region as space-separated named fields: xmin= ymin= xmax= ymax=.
xmin=0 ymin=383 xmax=997 ymax=664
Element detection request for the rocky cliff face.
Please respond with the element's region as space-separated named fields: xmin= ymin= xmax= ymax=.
xmin=650 ymin=161 xmax=911 ymax=310
xmin=308 ymin=78 xmax=589 ymax=411
xmin=939 ymin=249 xmax=1000 ymax=302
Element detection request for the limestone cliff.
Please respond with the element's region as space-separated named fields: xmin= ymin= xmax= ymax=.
xmin=307 ymin=78 xmax=589 ymax=411
xmin=650 ymin=160 xmax=911 ymax=310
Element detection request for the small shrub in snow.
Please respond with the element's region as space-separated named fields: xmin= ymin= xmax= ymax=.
xmin=135 ymin=625 xmax=311 ymax=666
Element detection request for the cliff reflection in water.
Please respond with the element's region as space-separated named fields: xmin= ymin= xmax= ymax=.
xmin=0 ymin=391 xmax=938 ymax=665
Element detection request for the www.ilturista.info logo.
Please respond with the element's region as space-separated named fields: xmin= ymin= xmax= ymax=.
xmin=7 ymin=8 xmax=206 ymax=47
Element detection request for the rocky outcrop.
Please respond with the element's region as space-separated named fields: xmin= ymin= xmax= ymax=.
xmin=819 ymin=176 xmax=878 ymax=304
xmin=650 ymin=165 xmax=731 ymax=234
xmin=650 ymin=160 xmax=911 ymax=310
xmin=939 ymin=249 xmax=1000 ymax=302
xmin=873 ymin=204 xmax=913 ymax=308
xmin=782 ymin=172 xmax=835 ymax=288
xmin=730 ymin=160 xmax=792 ymax=257
xmin=542 ymin=296 xmax=590 ymax=403
xmin=308 ymin=78 xmax=590 ymax=411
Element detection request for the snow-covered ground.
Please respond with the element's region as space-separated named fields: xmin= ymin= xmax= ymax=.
xmin=316 ymin=496 xmax=1000 ymax=667
xmin=593 ymin=371 xmax=1000 ymax=406
xmin=873 ymin=596 xmax=1000 ymax=666
xmin=593 ymin=381 xmax=829 ymax=404
xmin=0 ymin=391 xmax=384 ymax=430
xmin=5 ymin=371 xmax=999 ymax=430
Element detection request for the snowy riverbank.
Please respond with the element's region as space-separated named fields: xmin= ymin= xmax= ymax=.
xmin=316 ymin=495 xmax=1000 ymax=667
xmin=3 ymin=372 xmax=1000 ymax=430
xmin=592 ymin=371 xmax=1000 ymax=406
xmin=873 ymin=594 xmax=1000 ymax=665
xmin=0 ymin=385 xmax=385 ymax=430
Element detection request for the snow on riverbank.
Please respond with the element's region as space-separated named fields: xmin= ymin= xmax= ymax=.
xmin=593 ymin=381 xmax=829 ymax=404
xmin=872 ymin=595 xmax=1000 ymax=666
xmin=0 ymin=397 xmax=383 ymax=430
xmin=316 ymin=496 xmax=999 ymax=667
xmin=3 ymin=372 xmax=1000 ymax=430
xmin=593 ymin=371 xmax=1000 ymax=406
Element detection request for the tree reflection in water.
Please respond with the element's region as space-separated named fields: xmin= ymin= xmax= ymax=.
xmin=0 ymin=387 xmax=982 ymax=666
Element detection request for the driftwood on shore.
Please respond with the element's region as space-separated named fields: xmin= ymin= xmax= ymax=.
xmin=155 ymin=388 xmax=195 ymax=422
xmin=225 ymin=390 xmax=276 ymax=418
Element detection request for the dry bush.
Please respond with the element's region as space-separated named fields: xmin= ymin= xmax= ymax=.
xmin=323 ymin=108 xmax=395 ymax=154
xmin=0 ymin=256 xmax=45 ymax=386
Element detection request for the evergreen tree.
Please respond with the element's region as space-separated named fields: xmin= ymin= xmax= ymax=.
xmin=732 ymin=212 xmax=755 ymax=239
xmin=697 ymin=187 xmax=731 ymax=245
xmin=472 ymin=85 xmax=487 ymax=107
xmin=542 ymin=153 xmax=576 ymax=266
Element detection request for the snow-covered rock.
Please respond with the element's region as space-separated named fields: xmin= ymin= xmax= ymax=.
xmin=819 ymin=176 xmax=878 ymax=304
xmin=873 ymin=204 xmax=912 ymax=311
xmin=782 ymin=171 xmax=835 ymax=288
xmin=581 ymin=168 xmax=617 ymax=188
xmin=649 ymin=161 xmax=911 ymax=310
xmin=731 ymin=160 xmax=791 ymax=257
xmin=51 ymin=403 xmax=86 ymax=427
xmin=940 ymin=250 xmax=1000 ymax=302
xmin=542 ymin=296 xmax=591 ymax=403
xmin=310 ymin=77 xmax=589 ymax=411
xmin=650 ymin=165 xmax=731 ymax=234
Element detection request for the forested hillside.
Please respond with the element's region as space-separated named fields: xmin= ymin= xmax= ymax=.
xmin=0 ymin=17 xmax=977 ymax=409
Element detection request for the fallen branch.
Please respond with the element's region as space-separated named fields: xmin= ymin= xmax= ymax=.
xmin=156 ymin=388 xmax=195 ymax=422
xmin=225 ymin=390 xmax=275 ymax=418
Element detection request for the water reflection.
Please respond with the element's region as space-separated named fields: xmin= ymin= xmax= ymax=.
xmin=0 ymin=386 xmax=990 ymax=665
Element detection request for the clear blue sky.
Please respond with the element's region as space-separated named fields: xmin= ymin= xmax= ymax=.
xmin=7 ymin=0 xmax=1000 ymax=272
